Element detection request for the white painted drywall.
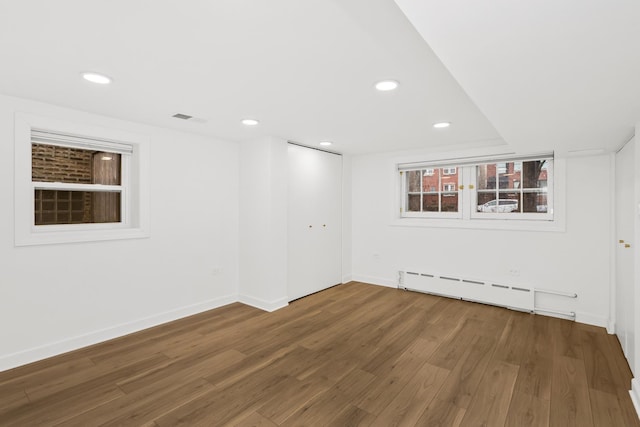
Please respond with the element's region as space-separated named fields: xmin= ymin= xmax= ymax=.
xmin=238 ymin=137 xmax=288 ymax=311
xmin=634 ymin=124 xmax=640 ymax=410
xmin=350 ymin=149 xmax=612 ymax=328
xmin=0 ymin=94 xmax=239 ymax=371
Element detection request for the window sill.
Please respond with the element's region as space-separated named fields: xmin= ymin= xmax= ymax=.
xmin=390 ymin=216 xmax=565 ymax=232
xmin=15 ymin=226 xmax=150 ymax=246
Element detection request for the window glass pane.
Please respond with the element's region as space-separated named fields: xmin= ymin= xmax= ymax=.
xmin=32 ymin=144 xmax=121 ymax=185
xmin=34 ymin=190 xmax=120 ymax=225
xmin=523 ymin=191 xmax=547 ymax=213
xmin=441 ymin=193 xmax=458 ymax=212
xmin=423 ymin=194 xmax=439 ymax=211
xmin=521 ymin=160 xmax=547 ymax=190
xmin=440 ymin=167 xmax=457 ymax=196
xmin=499 ymin=161 xmax=520 ymax=189
xmin=407 ymin=194 xmax=421 ymax=212
xmin=477 ymin=192 xmax=496 ymax=212
xmin=423 ymin=168 xmax=439 ymax=192
xmin=407 ymin=170 xmax=421 ymax=192
xmin=497 ymin=192 xmax=521 ymax=213
xmin=476 ymin=164 xmax=495 ymax=190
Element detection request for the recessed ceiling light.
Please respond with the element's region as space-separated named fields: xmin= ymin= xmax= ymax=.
xmin=319 ymin=141 xmax=333 ymax=146
xmin=101 ymin=156 xmax=113 ymax=161
xmin=81 ymin=72 xmax=112 ymax=85
xmin=433 ymin=122 xmax=451 ymax=128
xmin=375 ymin=80 xmax=399 ymax=91
xmin=241 ymin=119 xmax=259 ymax=126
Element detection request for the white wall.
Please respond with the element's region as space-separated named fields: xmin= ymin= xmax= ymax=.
xmin=342 ymin=154 xmax=353 ymax=283
xmin=238 ymin=137 xmax=288 ymax=311
xmin=351 ymin=150 xmax=612 ymax=328
xmin=633 ymin=124 xmax=640 ymax=410
xmin=0 ymin=94 xmax=240 ymax=371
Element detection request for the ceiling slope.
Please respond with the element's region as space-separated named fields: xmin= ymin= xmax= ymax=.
xmin=395 ymin=0 xmax=640 ymax=155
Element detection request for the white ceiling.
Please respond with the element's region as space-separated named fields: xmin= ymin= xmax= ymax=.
xmin=395 ymin=0 xmax=640 ymax=156
xmin=0 ymin=1 xmax=638 ymax=156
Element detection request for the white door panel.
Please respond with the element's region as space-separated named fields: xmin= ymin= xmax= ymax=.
xmin=288 ymin=144 xmax=342 ymax=301
xmin=616 ymin=140 xmax=635 ymax=374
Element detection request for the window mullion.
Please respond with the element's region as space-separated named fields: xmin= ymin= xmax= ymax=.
xmin=33 ymin=182 xmax=123 ymax=192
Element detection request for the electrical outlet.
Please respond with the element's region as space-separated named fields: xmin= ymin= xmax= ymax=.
xmin=212 ymin=267 xmax=223 ymax=276
xmin=508 ymin=268 xmax=520 ymax=276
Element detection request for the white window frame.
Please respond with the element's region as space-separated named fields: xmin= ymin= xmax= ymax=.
xmin=471 ymin=158 xmax=554 ymax=221
xmin=15 ymin=113 xmax=150 ymax=246
xmin=393 ymin=152 xmax=565 ymax=232
xmin=400 ymin=167 xmax=463 ymax=219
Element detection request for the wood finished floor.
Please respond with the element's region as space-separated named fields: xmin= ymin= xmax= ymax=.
xmin=1 ymin=282 xmax=638 ymax=426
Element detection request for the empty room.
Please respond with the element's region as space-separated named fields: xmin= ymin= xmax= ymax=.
xmin=1 ymin=0 xmax=640 ymax=426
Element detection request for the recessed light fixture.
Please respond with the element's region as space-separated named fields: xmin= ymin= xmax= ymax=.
xmin=319 ymin=141 xmax=333 ymax=146
xmin=433 ymin=122 xmax=451 ymax=128
xmin=101 ymin=156 xmax=113 ymax=161
xmin=81 ymin=72 xmax=112 ymax=85
xmin=375 ymin=80 xmax=399 ymax=91
xmin=241 ymin=119 xmax=259 ymax=126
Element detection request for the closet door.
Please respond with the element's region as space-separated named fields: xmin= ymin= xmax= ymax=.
xmin=616 ymin=140 xmax=635 ymax=374
xmin=288 ymin=144 xmax=342 ymax=301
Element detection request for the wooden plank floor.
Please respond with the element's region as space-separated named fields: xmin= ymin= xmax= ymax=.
xmin=1 ymin=282 xmax=638 ymax=426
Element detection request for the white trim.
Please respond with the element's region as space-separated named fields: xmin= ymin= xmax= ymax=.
xmin=397 ymin=151 xmax=553 ymax=170
xmin=14 ymin=112 xmax=150 ymax=246
xmin=0 ymin=294 xmax=237 ymax=373
xmin=574 ymin=311 xmax=610 ymax=329
xmin=342 ymin=274 xmax=353 ymax=284
xmin=238 ymin=294 xmax=289 ymax=312
xmin=631 ymin=378 xmax=640 ymax=420
xmin=33 ymin=182 xmax=123 ymax=192
xmin=609 ymin=152 xmax=617 ymax=335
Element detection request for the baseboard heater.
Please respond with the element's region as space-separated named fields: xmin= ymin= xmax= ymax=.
xmin=399 ymin=270 xmax=534 ymax=312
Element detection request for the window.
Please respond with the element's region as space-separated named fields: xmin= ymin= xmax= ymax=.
xmin=398 ymin=154 xmax=553 ymax=222
xmin=401 ymin=167 xmax=462 ymax=217
xmin=32 ymin=140 xmax=125 ymax=226
xmin=15 ymin=113 xmax=149 ymax=246
xmin=474 ymin=159 xmax=551 ymax=218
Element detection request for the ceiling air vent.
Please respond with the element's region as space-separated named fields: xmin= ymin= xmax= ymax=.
xmin=172 ymin=113 xmax=193 ymax=120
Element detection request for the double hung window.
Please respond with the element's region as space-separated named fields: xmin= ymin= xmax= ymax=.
xmin=15 ymin=113 xmax=149 ymax=246
xmin=399 ymin=154 xmax=553 ymax=222
xmin=31 ymin=130 xmax=131 ymax=226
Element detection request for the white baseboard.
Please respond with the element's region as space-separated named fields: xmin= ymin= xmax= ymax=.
xmin=0 ymin=294 xmax=236 ymax=373
xmin=351 ymin=275 xmax=397 ymax=288
xmin=607 ymin=319 xmax=616 ymax=335
xmin=341 ymin=274 xmax=353 ymax=284
xmin=238 ymin=294 xmax=289 ymax=312
xmin=574 ymin=311 xmax=609 ymax=329
xmin=631 ymin=378 xmax=640 ymax=420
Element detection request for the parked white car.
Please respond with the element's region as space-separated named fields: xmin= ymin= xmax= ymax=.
xmin=477 ymin=199 xmax=518 ymax=213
